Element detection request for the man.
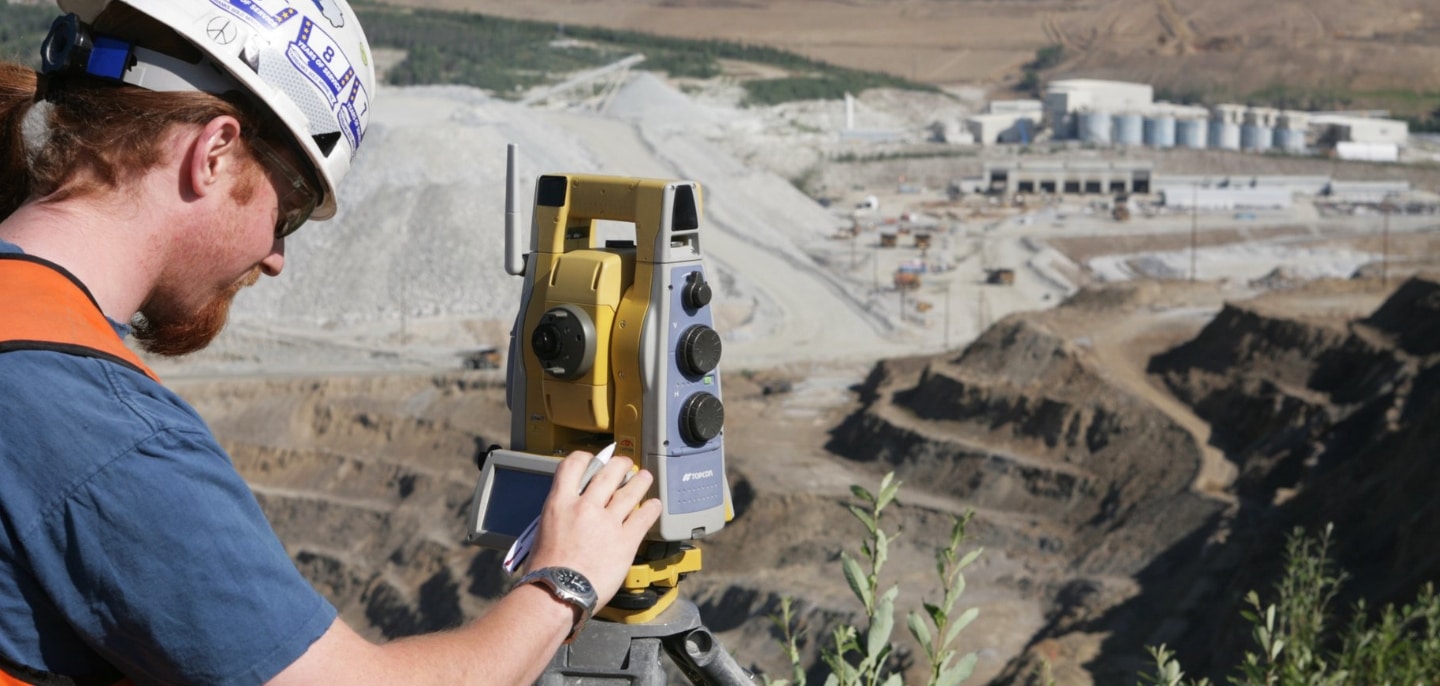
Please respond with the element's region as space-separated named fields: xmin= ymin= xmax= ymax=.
xmin=0 ymin=1 xmax=662 ymax=684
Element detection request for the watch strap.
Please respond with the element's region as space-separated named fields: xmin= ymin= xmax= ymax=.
xmin=514 ymin=567 xmax=597 ymax=644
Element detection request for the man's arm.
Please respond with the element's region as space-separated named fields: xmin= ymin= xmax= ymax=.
xmin=268 ymin=451 xmax=662 ymax=686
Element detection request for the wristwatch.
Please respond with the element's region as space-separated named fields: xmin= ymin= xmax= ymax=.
xmin=513 ymin=567 xmax=598 ymax=644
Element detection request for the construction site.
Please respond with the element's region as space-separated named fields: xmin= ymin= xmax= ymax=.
xmin=134 ymin=12 xmax=1440 ymax=685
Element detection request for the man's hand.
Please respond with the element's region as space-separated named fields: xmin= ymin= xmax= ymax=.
xmin=525 ymin=451 xmax=662 ymax=606
xmin=268 ymin=451 xmax=662 ymax=686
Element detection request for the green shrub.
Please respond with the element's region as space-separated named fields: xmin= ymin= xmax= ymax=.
xmin=1142 ymin=524 xmax=1440 ymax=686
xmin=763 ymin=473 xmax=981 ymax=686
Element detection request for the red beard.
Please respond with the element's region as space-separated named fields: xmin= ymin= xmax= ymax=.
xmin=132 ymin=267 xmax=261 ymax=357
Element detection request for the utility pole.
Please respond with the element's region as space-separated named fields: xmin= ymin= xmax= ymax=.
xmin=1382 ymin=197 xmax=1391 ymax=289
xmin=944 ymin=284 xmax=951 ymax=350
xmin=872 ymin=246 xmax=879 ymax=294
xmin=1190 ymin=182 xmax=1198 ymax=282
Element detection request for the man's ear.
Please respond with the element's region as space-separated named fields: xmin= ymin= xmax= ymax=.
xmin=186 ymin=115 xmax=246 ymax=199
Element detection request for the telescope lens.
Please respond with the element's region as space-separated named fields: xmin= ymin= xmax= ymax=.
xmin=530 ymin=306 xmax=597 ymax=380
xmin=531 ymin=325 xmax=561 ymax=361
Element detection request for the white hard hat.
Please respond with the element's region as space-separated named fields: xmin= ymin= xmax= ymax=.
xmin=51 ymin=0 xmax=376 ymax=221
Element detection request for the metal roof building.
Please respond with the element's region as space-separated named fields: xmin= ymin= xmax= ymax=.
xmin=1044 ymin=79 xmax=1155 ymax=139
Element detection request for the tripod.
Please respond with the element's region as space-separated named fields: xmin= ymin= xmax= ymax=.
xmin=537 ymin=598 xmax=751 ymax=685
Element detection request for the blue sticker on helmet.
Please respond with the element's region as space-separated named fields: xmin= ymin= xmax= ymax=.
xmin=338 ymin=77 xmax=369 ymax=152
xmin=211 ymin=0 xmax=298 ymax=31
xmin=207 ymin=0 xmax=370 ymax=158
xmin=288 ymin=17 xmax=354 ymax=103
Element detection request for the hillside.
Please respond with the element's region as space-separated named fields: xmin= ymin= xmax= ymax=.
xmin=378 ymin=0 xmax=1440 ymax=116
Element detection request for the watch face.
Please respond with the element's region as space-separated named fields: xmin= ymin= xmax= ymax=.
xmin=554 ymin=568 xmax=593 ymax=594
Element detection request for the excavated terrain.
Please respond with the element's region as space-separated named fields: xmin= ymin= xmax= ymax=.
xmin=171 ymin=275 xmax=1439 ymax=684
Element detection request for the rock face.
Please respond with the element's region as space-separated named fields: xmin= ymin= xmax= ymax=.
xmin=1137 ymin=277 xmax=1440 ymax=680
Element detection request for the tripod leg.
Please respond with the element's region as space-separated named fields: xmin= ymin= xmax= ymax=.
xmin=662 ymin=624 xmax=753 ymax=686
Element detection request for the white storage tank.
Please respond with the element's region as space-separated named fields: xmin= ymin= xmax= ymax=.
xmin=1078 ymin=111 xmax=1112 ymax=145
xmin=1175 ymin=118 xmax=1209 ymax=148
xmin=1115 ymin=113 xmax=1144 ymax=146
xmin=1209 ymin=104 xmax=1245 ymax=150
xmin=1242 ymin=107 xmax=1279 ymax=152
xmin=1275 ymin=128 xmax=1304 ymax=152
xmin=1275 ymin=111 xmax=1309 ymax=153
xmin=1209 ymin=119 xmax=1240 ymax=150
xmin=1242 ymin=124 xmax=1273 ymax=151
xmin=1144 ymin=115 xmax=1176 ymax=148
xmin=1176 ymin=118 xmax=1206 ymax=149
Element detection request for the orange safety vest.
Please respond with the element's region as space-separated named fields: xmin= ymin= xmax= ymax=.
xmin=0 ymin=253 xmax=145 ymax=686
xmin=0 ymin=253 xmax=158 ymax=383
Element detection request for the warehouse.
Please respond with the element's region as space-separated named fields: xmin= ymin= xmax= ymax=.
xmin=983 ymin=160 xmax=1153 ymax=195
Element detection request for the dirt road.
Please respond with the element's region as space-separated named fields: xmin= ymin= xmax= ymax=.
xmin=1085 ymin=305 xmax=1239 ymax=501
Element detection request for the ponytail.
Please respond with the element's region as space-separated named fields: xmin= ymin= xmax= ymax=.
xmin=0 ymin=63 xmax=39 ymax=220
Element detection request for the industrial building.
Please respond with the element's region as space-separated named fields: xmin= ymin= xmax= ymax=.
xmin=966 ymin=113 xmax=1039 ymax=144
xmin=972 ymin=166 xmax=1414 ymax=205
xmin=959 ymin=100 xmax=1044 ymax=144
xmin=1153 ymin=175 xmax=1412 ymax=208
xmin=1327 ymin=180 xmax=1411 ymax=203
xmin=981 ymin=160 xmax=1152 ymax=195
xmin=1311 ymin=114 xmax=1410 ymax=145
xmin=1312 ymin=113 xmax=1409 ymax=161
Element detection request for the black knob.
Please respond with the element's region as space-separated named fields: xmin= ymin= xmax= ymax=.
xmin=682 ymin=272 xmax=712 ymax=310
xmin=677 ymin=325 xmax=722 ymax=376
xmin=679 ymin=392 xmax=724 ymax=445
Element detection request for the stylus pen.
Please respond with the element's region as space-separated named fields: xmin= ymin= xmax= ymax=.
xmin=503 ymin=443 xmax=618 ymax=574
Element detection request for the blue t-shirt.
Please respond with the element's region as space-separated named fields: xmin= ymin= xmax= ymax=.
xmin=0 ymin=241 xmax=336 ymax=685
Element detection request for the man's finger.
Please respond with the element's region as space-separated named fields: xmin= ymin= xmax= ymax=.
xmin=606 ymin=468 xmax=654 ymax=512
xmin=583 ymin=456 xmax=634 ymax=499
xmin=550 ymin=451 xmax=594 ymax=498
